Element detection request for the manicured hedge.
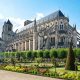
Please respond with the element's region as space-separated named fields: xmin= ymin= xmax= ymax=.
xmin=0 ymin=48 xmax=80 ymax=62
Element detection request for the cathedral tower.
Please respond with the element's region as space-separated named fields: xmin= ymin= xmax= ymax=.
xmin=2 ymin=20 xmax=13 ymax=41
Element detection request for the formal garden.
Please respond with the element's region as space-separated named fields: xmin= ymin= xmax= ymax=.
xmin=0 ymin=43 xmax=80 ymax=80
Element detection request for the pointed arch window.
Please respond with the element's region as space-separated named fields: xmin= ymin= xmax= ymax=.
xmin=60 ymin=24 xmax=63 ymax=30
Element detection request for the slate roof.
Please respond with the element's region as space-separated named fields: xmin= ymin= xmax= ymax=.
xmin=37 ymin=10 xmax=65 ymax=24
xmin=19 ymin=10 xmax=65 ymax=32
xmin=6 ymin=20 xmax=12 ymax=25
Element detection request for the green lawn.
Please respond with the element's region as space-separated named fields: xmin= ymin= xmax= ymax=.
xmin=49 ymin=65 xmax=80 ymax=74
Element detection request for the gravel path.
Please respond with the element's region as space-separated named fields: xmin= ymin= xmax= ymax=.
xmin=0 ymin=70 xmax=63 ymax=80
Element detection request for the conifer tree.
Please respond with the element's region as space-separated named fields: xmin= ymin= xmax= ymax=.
xmin=65 ymin=38 xmax=77 ymax=70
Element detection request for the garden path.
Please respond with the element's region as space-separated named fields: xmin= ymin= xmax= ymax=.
xmin=0 ymin=70 xmax=63 ymax=80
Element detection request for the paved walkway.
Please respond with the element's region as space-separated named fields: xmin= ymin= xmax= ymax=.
xmin=0 ymin=70 xmax=63 ymax=80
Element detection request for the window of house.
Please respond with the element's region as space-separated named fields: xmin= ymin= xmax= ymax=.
xmin=60 ymin=24 xmax=63 ymax=30
xmin=8 ymin=26 xmax=11 ymax=31
xmin=60 ymin=37 xmax=65 ymax=42
xmin=51 ymin=37 xmax=55 ymax=43
xmin=61 ymin=38 xmax=64 ymax=42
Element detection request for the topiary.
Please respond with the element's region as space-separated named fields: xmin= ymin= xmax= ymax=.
xmin=37 ymin=50 xmax=43 ymax=58
xmin=58 ymin=49 xmax=67 ymax=59
xmin=65 ymin=38 xmax=77 ymax=70
xmin=43 ymin=49 xmax=50 ymax=58
xmin=50 ymin=49 xmax=58 ymax=58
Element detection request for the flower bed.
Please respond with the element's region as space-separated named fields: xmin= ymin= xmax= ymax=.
xmin=0 ymin=65 xmax=80 ymax=80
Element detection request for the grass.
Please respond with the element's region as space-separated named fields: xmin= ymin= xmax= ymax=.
xmin=49 ymin=65 xmax=80 ymax=74
xmin=15 ymin=62 xmax=80 ymax=75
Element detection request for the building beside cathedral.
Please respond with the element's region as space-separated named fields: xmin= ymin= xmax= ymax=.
xmin=0 ymin=10 xmax=80 ymax=52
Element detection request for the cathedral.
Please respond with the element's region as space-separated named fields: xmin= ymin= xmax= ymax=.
xmin=0 ymin=10 xmax=80 ymax=52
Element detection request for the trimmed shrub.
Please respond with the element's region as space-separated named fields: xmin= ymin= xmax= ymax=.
xmin=58 ymin=49 xmax=67 ymax=59
xmin=76 ymin=49 xmax=80 ymax=62
xmin=65 ymin=40 xmax=76 ymax=70
xmin=37 ymin=50 xmax=43 ymax=58
xmin=50 ymin=49 xmax=58 ymax=58
xmin=43 ymin=49 xmax=50 ymax=58
xmin=16 ymin=52 xmax=21 ymax=61
xmin=26 ymin=51 xmax=32 ymax=59
xmin=32 ymin=51 xmax=37 ymax=58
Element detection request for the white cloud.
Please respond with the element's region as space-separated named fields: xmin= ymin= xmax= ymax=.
xmin=36 ymin=13 xmax=44 ymax=20
xmin=0 ymin=13 xmax=25 ymax=36
xmin=0 ymin=12 xmax=44 ymax=37
xmin=0 ymin=14 xmax=4 ymax=19
xmin=7 ymin=17 xmax=25 ymax=32
xmin=30 ymin=12 xmax=44 ymax=20
xmin=77 ymin=29 xmax=80 ymax=33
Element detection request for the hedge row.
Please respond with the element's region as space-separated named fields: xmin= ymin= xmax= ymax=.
xmin=0 ymin=48 xmax=80 ymax=60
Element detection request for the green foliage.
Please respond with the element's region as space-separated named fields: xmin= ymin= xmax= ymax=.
xmin=65 ymin=41 xmax=76 ymax=70
xmin=76 ymin=49 xmax=80 ymax=57
xmin=26 ymin=51 xmax=32 ymax=59
xmin=50 ymin=49 xmax=58 ymax=58
xmin=51 ymin=57 xmax=55 ymax=65
xmin=16 ymin=52 xmax=21 ymax=61
xmin=20 ymin=51 xmax=27 ymax=59
xmin=0 ymin=48 xmax=80 ymax=65
xmin=32 ymin=51 xmax=37 ymax=58
xmin=43 ymin=49 xmax=50 ymax=58
xmin=75 ymin=49 xmax=80 ymax=62
xmin=11 ymin=58 xmax=16 ymax=66
xmin=35 ymin=58 xmax=43 ymax=66
xmin=11 ymin=52 xmax=16 ymax=58
xmin=1 ymin=64 xmax=80 ymax=79
xmin=37 ymin=50 xmax=43 ymax=58
xmin=58 ymin=49 xmax=67 ymax=59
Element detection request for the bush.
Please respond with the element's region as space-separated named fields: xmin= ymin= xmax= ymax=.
xmin=65 ymin=40 xmax=76 ymax=70
xmin=50 ymin=49 xmax=58 ymax=58
xmin=76 ymin=49 xmax=80 ymax=61
xmin=37 ymin=50 xmax=43 ymax=58
xmin=58 ymin=49 xmax=67 ymax=59
xmin=26 ymin=51 xmax=32 ymax=59
xmin=20 ymin=51 xmax=26 ymax=60
xmin=32 ymin=51 xmax=37 ymax=58
xmin=35 ymin=58 xmax=43 ymax=66
xmin=16 ymin=52 xmax=21 ymax=61
xmin=43 ymin=49 xmax=50 ymax=58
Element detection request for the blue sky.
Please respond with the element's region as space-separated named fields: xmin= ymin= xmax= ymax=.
xmin=0 ymin=0 xmax=80 ymax=36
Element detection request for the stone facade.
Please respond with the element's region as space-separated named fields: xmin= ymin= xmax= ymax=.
xmin=1 ymin=10 xmax=80 ymax=51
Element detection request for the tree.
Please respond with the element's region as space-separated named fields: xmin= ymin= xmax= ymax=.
xmin=65 ymin=38 xmax=77 ymax=70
